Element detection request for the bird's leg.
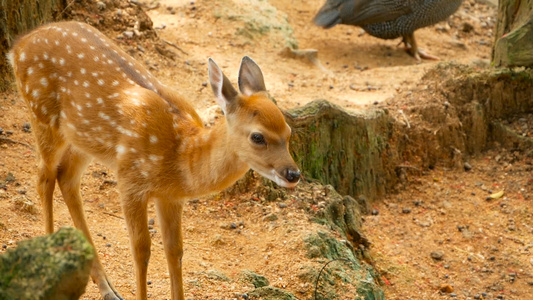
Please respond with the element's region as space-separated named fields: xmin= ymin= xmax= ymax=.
xmin=401 ymin=33 xmax=440 ymax=60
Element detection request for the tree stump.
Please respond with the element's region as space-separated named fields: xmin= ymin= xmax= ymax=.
xmin=0 ymin=0 xmax=65 ymax=91
xmin=492 ymin=0 xmax=533 ymax=67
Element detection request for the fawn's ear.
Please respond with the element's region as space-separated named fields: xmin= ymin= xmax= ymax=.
xmin=208 ymin=58 xmax=238 ymax=114
xmin=238 ymin=56 xmax=266 ymax=96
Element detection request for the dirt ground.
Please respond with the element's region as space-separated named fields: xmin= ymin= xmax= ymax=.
xmin=2 ymin=0 xmax=532 ymax=299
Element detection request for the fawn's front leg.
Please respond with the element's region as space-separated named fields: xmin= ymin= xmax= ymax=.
xmin=121 ymin=191 xmax=151 ymax=300
xmin=155 ymin=198 xmax=185 ymax=300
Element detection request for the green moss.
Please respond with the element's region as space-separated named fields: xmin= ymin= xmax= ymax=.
xmin=0 ymin=227 xmax=94 ymax=300
xmin=248 ymin=286 xmax=298 ymax=300
xmin=240 ymin=270 xmax=270 ymax=288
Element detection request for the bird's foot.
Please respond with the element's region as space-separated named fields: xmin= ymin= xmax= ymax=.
xmin=399 ymin=37 xmax=439 ymax=61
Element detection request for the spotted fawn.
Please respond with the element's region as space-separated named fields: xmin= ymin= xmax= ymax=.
xmin=9 ymin=21 xmax=300 ymax=300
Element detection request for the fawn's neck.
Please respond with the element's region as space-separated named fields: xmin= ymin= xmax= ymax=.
xmin=173 ymin=119 xmax=249 ymax=197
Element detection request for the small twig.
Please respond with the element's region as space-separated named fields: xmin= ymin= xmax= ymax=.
xmin=60 ymin=0 xmax=77 ymax=16
xmin=102 ymin=211 xmax=124 ymax=220
xmin=453 ymin=246 xmax=485 ymax=261
xmin=162 ymin=39 xmax=189 ymax=55
xmin=0 ymin=137 xmax=33 ymax=149
xmin=396 ymin=165 xmax=421 ymax=171
xmin=145 ymin=3 xmax=160 ymax=11
xmin=505 ymin=236 xmax=525 ymax=245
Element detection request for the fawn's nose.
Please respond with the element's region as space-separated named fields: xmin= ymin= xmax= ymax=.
xmin=282 ymin=168 xmax=301 ymax=183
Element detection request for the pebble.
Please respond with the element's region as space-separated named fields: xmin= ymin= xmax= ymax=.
xmin=402 ymin=208 xmax=411 ymax=214
xmin=431 ymin=251 xmax=444 ymax=261
xmin=450 ymin=293 xmax=457 ymax=297
xmin=96 ymin=1 xmax=106 ymax=10
xmin=229 ymin=222 xmax=237 ymax=229
xmin=464 ymin=162 xmax=472 ymax=171
xmin=149 ymin=229 xmax=157 ymax=234
xmin=106 ymin=243 xmax=111 ymax=247
xmin=371 ymin=209 xmax=379 ymax=215
xmin=148 ymin=218 xmax=155 ymax=226
xmin=123 ymin=31 xmax=134 ymax=38
xmin=462 ymin=22 xmax=474 ymax=33
xmin=0 ymin=127 xmax=3 ymax=135
xmin=2 ymin=244 xmax=6 ymax=249
xmin=263 ymin=213 xmax=278 ymax=222
xmin=22 ymin=122 xmax=31 ymax=132
xmin=5 ymin=173 xmax=16 ymax=183
xmin=147 ymin=281 xmax=152 ymax=285
xmin=278 ymin=203 xmax=287 ymax=208
xmin=202 ymin=82 xmax=208 ymax=87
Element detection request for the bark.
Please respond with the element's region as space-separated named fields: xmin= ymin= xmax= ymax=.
xmin=492 ymin=0 xmax=533 ymax=67
xmin=0 ymin=0 xmax=66 ymax=91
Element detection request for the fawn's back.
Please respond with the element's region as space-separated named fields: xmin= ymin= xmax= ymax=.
xmin=10 ymin=21 xmax=204 ymax=175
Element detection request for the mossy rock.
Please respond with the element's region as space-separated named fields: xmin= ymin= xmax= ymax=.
xmin=212 ymin=0 xmax=298 ymax=49
xmin=248 ymin=286 xmax=298 ymax=300
xmin=303 ymin=231 xmax=384 ymax=300
xmin=0 ymin=227 xmax=94 ymax=300
xmin=240 ymin=270 xmax=270 ymax=288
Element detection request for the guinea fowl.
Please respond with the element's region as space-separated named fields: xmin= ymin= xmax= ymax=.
xmin=313 ymin=0 xmax=464 ymax=60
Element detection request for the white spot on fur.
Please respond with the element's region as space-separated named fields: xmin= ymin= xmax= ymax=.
xmin=32 ymin=90 xmax=40 ymax=98
xmin=98 ymin=112 xmax=110 ymax=120
xmin=112 ymin=80 xmax=119 ymax=86
xmin=98 ymin=79 xmax=104 ymax=86
xmin=80 ymin=68 xmax=86 ymax=74
xmin=96 ymin=98 xmax=103 ymax=104
xmin=19 ymin=52 xmax=26 ymax=62
xmin=27 ymin=67 xmax=34 ymax=75
xmin=43 ymin=53 xmax=49 ymax=60
xmin=150 ymin=135 xmax=158 ymax=143
xmin=149 ymin=155 xmax=161 ymax=161
xmin=77 ymin=53 xmax=85 ymax=59
xmin=59 ymin=58 xmax=65 ymax=66
xmin=116 ymin=145 xmax=126 ymax=155
xmin=82 ymin=81 xmax=89 ymax=88
xmin=40 ymin=78 xmax=48 ymax=87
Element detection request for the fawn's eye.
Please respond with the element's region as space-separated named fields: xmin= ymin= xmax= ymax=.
xmin=251 ymin=133 xmax=266 ymax=145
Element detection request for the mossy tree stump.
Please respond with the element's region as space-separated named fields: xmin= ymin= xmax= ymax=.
xmin=0 ymin=0 xmax=66 ymax=91
xmin=492 ymin=0 xmax=533 ymax=67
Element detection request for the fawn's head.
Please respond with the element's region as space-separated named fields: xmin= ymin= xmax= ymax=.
xmin=208 ymin=57 xmax=300 ymax=188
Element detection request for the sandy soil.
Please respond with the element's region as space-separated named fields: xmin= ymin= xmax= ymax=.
xmin=3 ymin=0 xmax=532 ymax=299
